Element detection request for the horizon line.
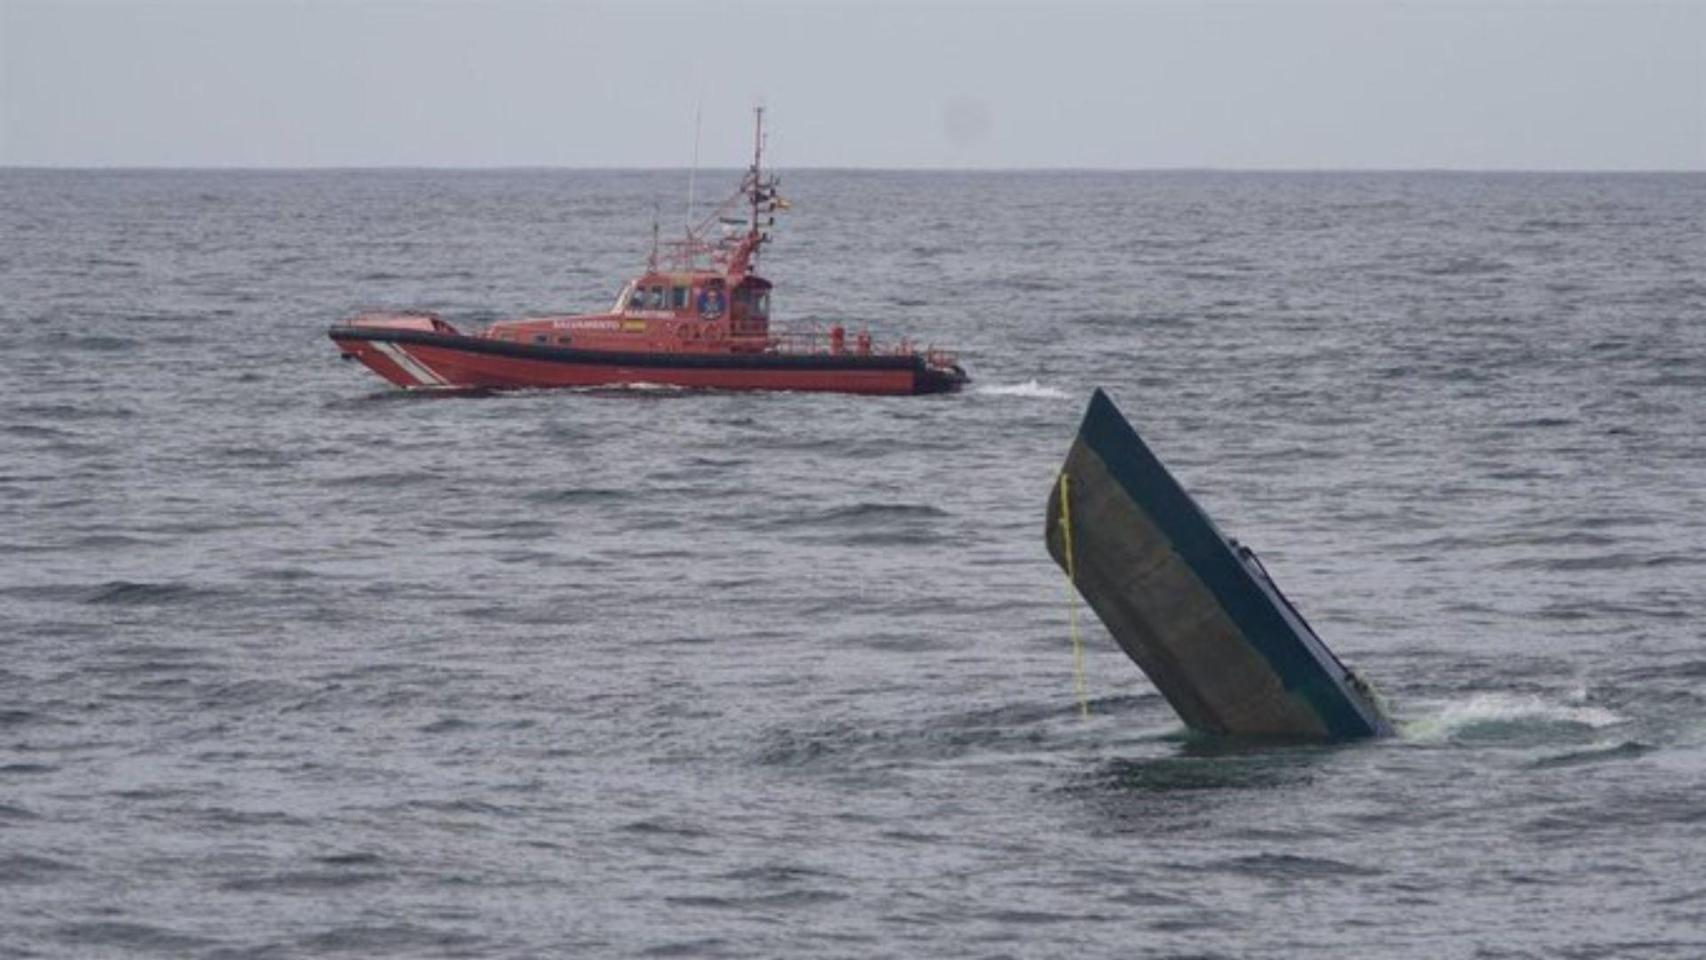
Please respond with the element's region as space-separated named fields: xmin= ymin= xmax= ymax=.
xmin=2 ymin=164 xmax=1701 ymax=176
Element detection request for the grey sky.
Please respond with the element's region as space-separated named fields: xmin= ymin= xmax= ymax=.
xmin=2 ymin=0 xmax=1701 ymax=170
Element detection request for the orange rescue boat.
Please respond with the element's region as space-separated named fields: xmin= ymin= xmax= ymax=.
xmin=329 ymin=109 xmax=967 ymax=396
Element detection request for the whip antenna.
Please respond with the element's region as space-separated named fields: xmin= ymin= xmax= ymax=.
xmin=686 ymin=99 xmax=703 ymax=236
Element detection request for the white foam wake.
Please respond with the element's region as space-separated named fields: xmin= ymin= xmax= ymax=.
xmin=975 ymin=379 xmax=1070 ymax=400
xmin=611 ymin=381 xmax=687 ymax=392
xmin=1401 ymin=692 xmax=1624 ymax=743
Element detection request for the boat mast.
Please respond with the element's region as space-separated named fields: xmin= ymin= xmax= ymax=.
xmin=663 ymin=106 xmax=781 ymax=278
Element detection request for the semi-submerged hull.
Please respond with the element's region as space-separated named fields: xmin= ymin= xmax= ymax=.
xmin=330 ymin=326 xmax=967 ymax=396
xmin=1046 ymin=389 xmax=1391 ymax=739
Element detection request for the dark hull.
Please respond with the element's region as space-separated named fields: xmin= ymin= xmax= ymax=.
xmin=330 ymin=326 xmax=965 ymax=396
xmin=1046 ymin=389 xmax=1391 ymax=739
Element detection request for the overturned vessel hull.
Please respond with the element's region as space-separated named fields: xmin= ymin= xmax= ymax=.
xmin=1046 ymin=389 xmax=1391 ymax=739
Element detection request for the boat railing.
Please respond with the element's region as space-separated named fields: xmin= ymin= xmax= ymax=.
xmin=339 ymin=310 xmax=460 ymax=335
xmin=766 ymin=324 xmax=958 ymax=368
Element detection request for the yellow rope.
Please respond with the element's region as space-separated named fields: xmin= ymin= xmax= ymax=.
xmin=1059 ymin=472 xmax=1089 ymax=718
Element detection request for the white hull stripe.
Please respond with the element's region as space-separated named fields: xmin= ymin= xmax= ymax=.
xmin=372 ymin=341 xmax=449 ymax=387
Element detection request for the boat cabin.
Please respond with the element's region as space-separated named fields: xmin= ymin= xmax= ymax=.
xmin=616 ymin=272 xmax=772 ymax=341
xmin=484 ymin=269 xmax=773 ymax=354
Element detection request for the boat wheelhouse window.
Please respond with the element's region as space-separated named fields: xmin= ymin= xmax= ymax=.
xmin=754 ymin=292 xmax=770 ymax=317
xmin=671 ymin=285 xmax=689 ymax=309
xmin=626 ymin=287 xmax=644 ymax=311
xmin=647 ymin=286 xmax=666 ymax=309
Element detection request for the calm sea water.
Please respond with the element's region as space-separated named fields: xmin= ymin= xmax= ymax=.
xmin=2 ymin=168 xmax=1704 ymax=959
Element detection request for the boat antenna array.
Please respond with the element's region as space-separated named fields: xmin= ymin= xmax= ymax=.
xmin=659 ymin=106 xmax=788 ymax=276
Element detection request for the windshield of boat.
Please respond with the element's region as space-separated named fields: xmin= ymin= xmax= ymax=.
xmin=732 ymin=286 xmax=770 ymax=318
